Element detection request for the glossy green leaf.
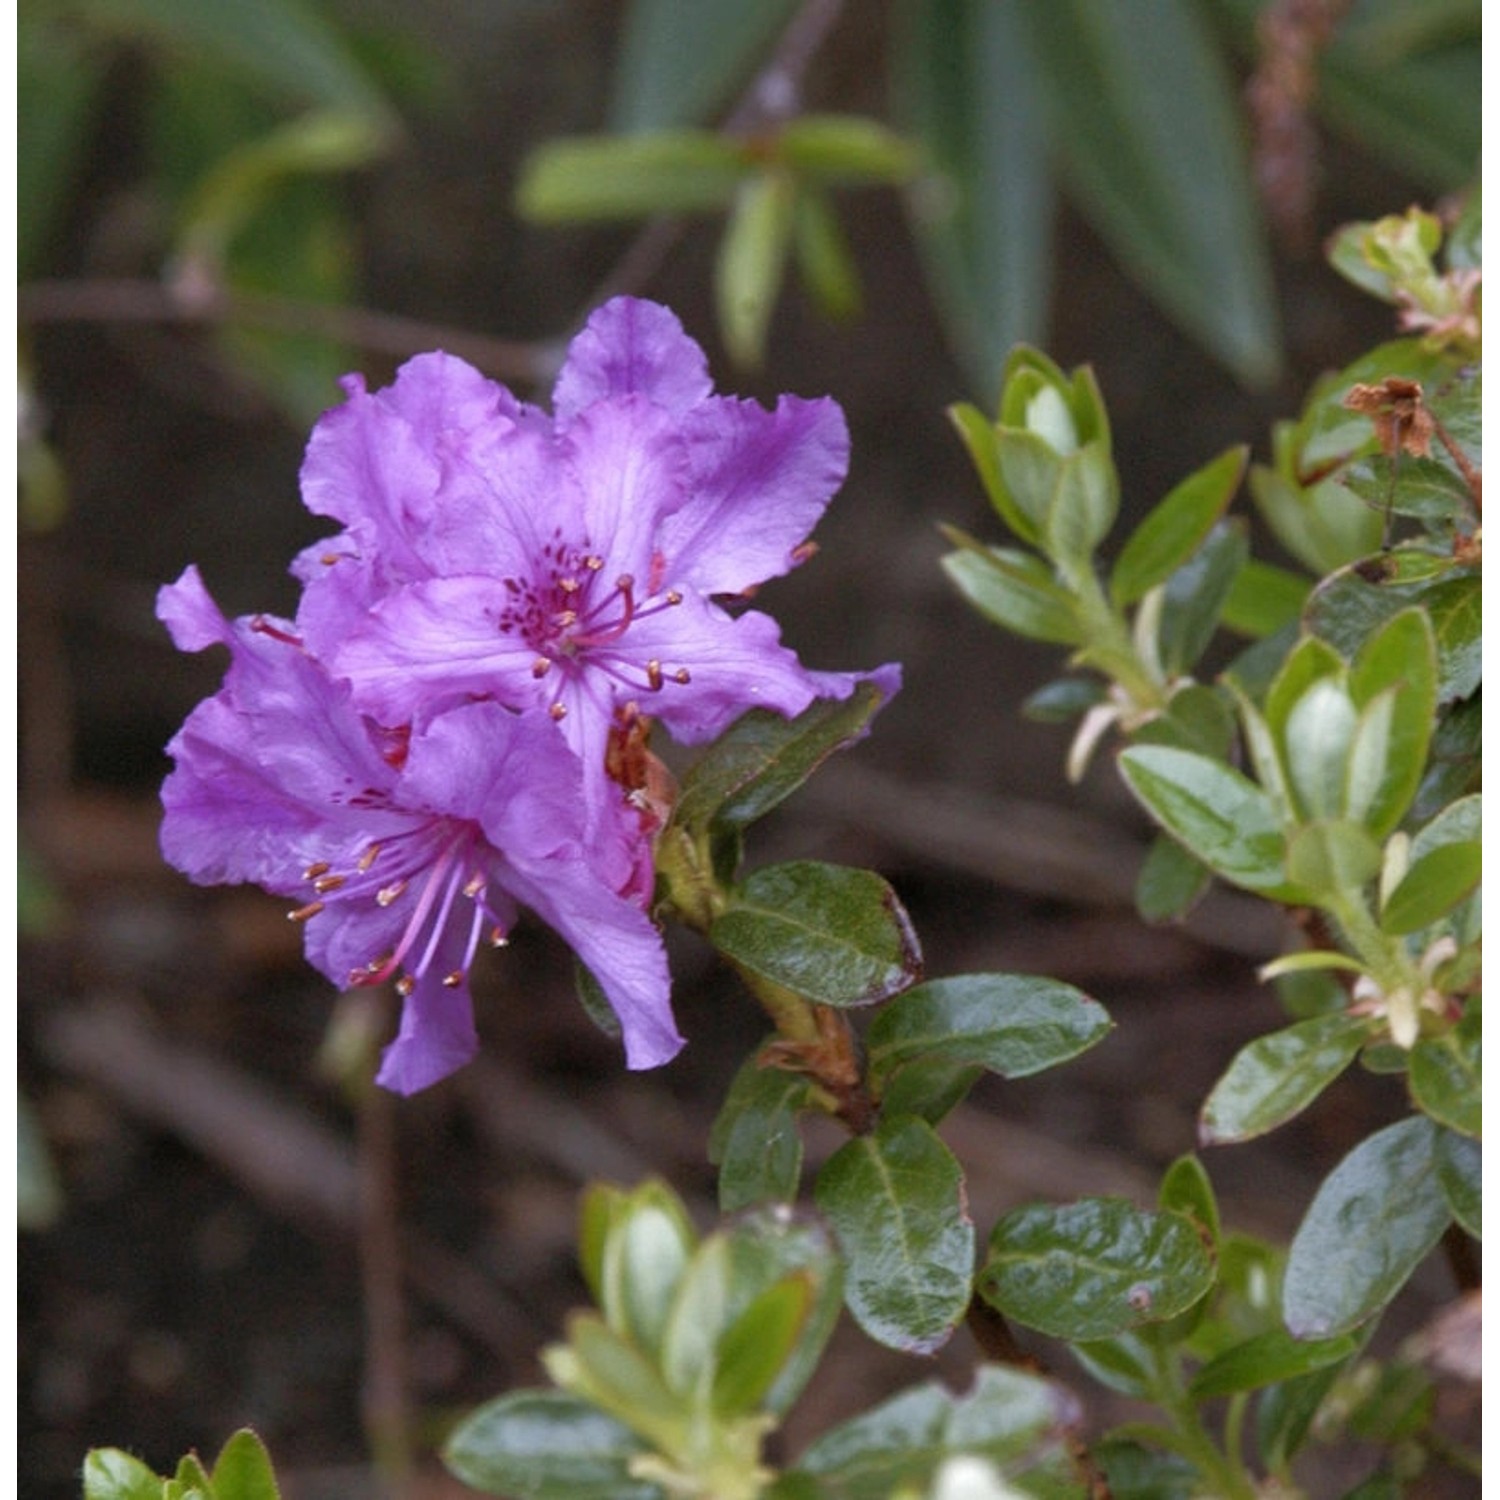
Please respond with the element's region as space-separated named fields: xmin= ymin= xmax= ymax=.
xmin=1110 ymin=446 xmax=1247 ymax=605
xmin=1200 ymin=1013 xmax=1370 ymax=1145
xmin=893 ymin=0 xmax=1052 ymax=397
xmin=1281 ymin=678 xmax=1358 ymax=821
xmin=516 ymin=130 xmax=749 ymax=221
xmin=866 ymin=973 xmax=1111 ymax=1089
xmin=83 ymin=1449 xmax=164 ymax=1500
xmin=1409 ymin=1005 xmax=1480 ymax=1138
xmin=208 ymin=1431 xmax=280 ymax=1500
xmin=443 ymin=1389 xmax=661 ymax=1500
xmin=791 ymin=1364 xmax=1078 ymax=1498
xmin=814 ymin=1115 xmax=973 ymax=1354
xmin=939 ymin=536 xmax=1081 ymax=645
xmin=1158 ymin=1155 xmax=1220 ymax=1245
xmin=981 ymin=1199 xmax=1214 ymax=1341
xmin=1381 ymin=840 xmax=1481 ymax=935
xmin=1434 ymin=1129 xmax=1480 ymax=1238
xmin=708 ymin=1049 xmax=810 ymax=1211
xmin=874 ymin=1057 xmax=984 ymax=1126
xmin=1133 ymin=833 xmax=1210 ymax=923
xmin=1117 ymin=745 xmax=1293 ymax=894
xmin=711 ymin=862 xmax=922 ymax=1008
xmin=608 ymin=0 xmax=797 ymax=131
xmin=1220 ymin=559 xmax=1311 ymax=639
xmin=672 ymin=680 xmax=894 ymax=837
xmin=1017 ymin=0 xmax=1279 ymax=385
xmin=1156 ymin=520 xmax=1248 ymax=676
xmin=1283 ymin=1116 xmax=1451 ymax=1338
xmin=716 ymin=169 xmax=797 ymax=366
xmin=1285 ymin=819 xmax=1382 ymax=897
xmin=1189 ymin=1327 xmax=1361 ymax=1399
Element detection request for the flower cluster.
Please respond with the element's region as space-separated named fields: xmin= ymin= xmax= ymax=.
xmin=159 ymin=297 xmax=896 ymax=1092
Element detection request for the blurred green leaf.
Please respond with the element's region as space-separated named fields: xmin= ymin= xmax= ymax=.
xmin=209 ymin=1431 xmax=280 ymax=1500
xmin=893 ymin=0 xmax=1052 ymax=396
xmin=1433 ymin=1128 xmax=1480 ymax=1238
xmin=716 ymin=169 xmax=796 ymax=366
xmin=1158 ymin=1154 xmax=1220 ymax=1245
xmin=866 ymin=973 xmax=1111 ymax=1089
xmin=17 ymin=1092 xmax=63 ymax=1231
xmin=1408 ymin=1005 xmax=1480 ymax=1137
xmin=1094 ymin=1440 xmax=1199 ymax=1500
xmin=792 ymin=190 xmax=862 ymax=321
xmin=1189 ymin=1327 xmax=1360 ymax=1399
xmin=1110 ymin=446 xmax=1246 ymax=605
xmin=608 ymin=0 xmax=797 ymax=132
xmin=443 ymin=1389 xmax=662 ymax=1500
xmin=711 ymin=862 xmax=922 ymax=1008
xmin=1255 ymin=1361 xmax=1353 ymax=1472
xmin=814 ymin=1115 xmax=973 ymax=1354
xmin=1285 ymin=819 xmax=1382 ymax=896
xmin=708 ymin=1047 xmax=809 ymax=1212
xmin=777 ymin=115 xmax=918 ymax=185
xmin=710 ymin=1273 xmax=813 ymax=1417
xmin=790 ymin=1364 xmax=1078 ymax=1499
xmin=981 ymin=1198 xmax=1214 ymax=1341
xmin=1156 ymin=519 xmax=1248 ymax=677
xmin=517 ymin=131 xmax=750 ymax=221
xmin=82 ymin=1449 xmax=164 ymax=1500
xmin=1018 ymin=0 xmax=1279 ymax=386
xmin=1283 ymin=1116 xmax=1450 ymax=1338
xmin=1133 ymin=833 xmax=1211 ymax=923
xmin=1380 ymin=840 xmax=1480 ymax=935
xmin=1220 ymin=559 xmax=1310 ymax=639
xmin=1199 ymin=1013 xmax=1370 ymax=1146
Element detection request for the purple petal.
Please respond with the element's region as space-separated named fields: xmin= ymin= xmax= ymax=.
xmin=374 ymin=963 xmax=481 ymax=1095
xmin=157 ymin=565 xmax=232 ymax=652
xmin=661 ymin=395 xmax=849 ymax=593
xmin=552 ymin=298 xmax=713 ymax=424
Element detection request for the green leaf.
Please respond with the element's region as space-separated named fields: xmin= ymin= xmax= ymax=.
xmin=516 ymin=130 xmax=749 ymax=221
xmin=716 ymin=169 xmax=797 ymax=367
xmin=1381 ymin=840 xmax=1481 ymax=934
xmin=1110 ymin=446 xmax=1247 ymax=605
xmin=658 ymin=1236 xmax=732 ymax=1396
xmin=1044 ymin=444 xmax=1119 ymax=576
xmin=866 ymin=973 xmax=1111 ymax=1089
xmin=710 ymin=862 xmax=922 ymax=1008
xmin=606 ymin=1195 xmax=696 ymax=1357
xmin=1133 ymin=832 xmax=1210 ymax=923
xmin=1200 ymin=1013 xmax=1371 ymax=1145
xmin=1408 ymin=1005 xmax=1480 ymax=1138
xmin=672 ymin=681 xmax=894 ymax=837
xmin=442 ymin=1389 xmax=661 ymax=1500
xmin=1094 ymin=1440 xmax=1199 ymax=1500
xmin=1283 ymin=1116 xmax=1451 ymax=1338
xmin=208 ymin=1432 xmax=279 ymax=1500
xmin=1130 ymin=683 xmax=1235 ymax=759
xmin=1117 ymin=746 xmax=1295 ymax=895
xmin=1017 ymin=0 xmax=1279 ymax=385
xmin=1249 ymin=463 xmax=1384 ymax=578
xmin=1158 ymin=1155 xmax=1219 ymax=1246
xmin=1189 ymin=1327 xmax=1361 ymax=1399
xmin=947 ymin=405 xmax=1041 ymax=547
xmin=792 ymin=191 xmax=862 ymax=321
xmin=1155 ymin=520 xmax=1248 ymax=676
xmin=893 ymin=0 xmax=1052 ymax=397
xmin=814 ymin=1115 xmax=973 ymax=1354
xmin=1434 ymin=1129 xmax=1480 ymax=1238
xmin=710 ymin=1273 xmax=813 ymax=1416
xmin=83 ymin=1449 xmax=165 ymax=1500
xmin=547 ymin=1312 xmax=684 ymax=1445
xmin=776 ymin=115 xmax=918 ymax=185
xmin=791 ymin=1364 xmax=1078 ymax=1499
xmin=980 ymin=1199 xmax=1214 ymax=1341
xmin=608 ymin=0 xmax=798 ymax=131
xmin=1070 ymin=1333 xmax=1158 ymax=1400
xmin=874 ymin=1057 xmax=984 ymax=1126
xmin=1282 ymin=678 xmax=1359 ymax=821
xmin=939 ymin=537 xmax=1082 ymax=645
xmin=708 ymin=1048 xmax=810 ymax=1212
xmin=1220 ymin=559 xmax=1311 ymax=639
xmin=1255 ymin=1362 xmax=1353 ymax=1472
xmin=1284 ymin=819 xmax=1382 ymax=896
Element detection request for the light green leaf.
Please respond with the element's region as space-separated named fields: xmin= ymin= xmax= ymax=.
xmin=442 ymin=1389 xmax=661 ymax=1500
xmin=82 ymin=1449 xmax=165 ymax=1500
xmin=716 ymin=169 xmax=797 ymax=366
xmin=792 ymin=190 xmax=862 ymax=321
xmin=1284 ymin=819 xmax=1382 ymax=896
xmin=1220 ymin=559 xmax=1311 ymax=639
xmin=1283 ymin=1116 xmax=1451 ymax=1338
xmin=814 ymin=1115 xmax=973 ymax=1354
xmin=776 ymin=115 xmax=918 ymax=185
xmin=711 ymin=862 xmax=922 ymax=1008
xmin=1200 ymin=1013 xmax=1371 ymax=1145
xmin=209 ymin=1431 xmax=281 ymax=1500
xmin=981 ymin=1199 xmax=1214 ymax=1341
xmin=710 ymin=1273 xmax=813 ymax=1417
xmin=1380 ymin=840 xmax=1481 ymax=935
xmin=939 ymin=535 xmax=1082 ymax=645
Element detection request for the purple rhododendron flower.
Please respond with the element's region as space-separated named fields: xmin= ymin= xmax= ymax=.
xmin=157 ymin=566 xmax=680 ymax=1093
xmin=291 ymin=297 xmax=892 ymax=810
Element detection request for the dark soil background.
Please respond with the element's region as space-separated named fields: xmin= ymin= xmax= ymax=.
xmin=18 ymin=4 xmax=1479 ymax=1497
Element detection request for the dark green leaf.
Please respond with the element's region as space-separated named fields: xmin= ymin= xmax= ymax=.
xmin=1255 ymin=1361 xmax=1353 ymax=1471
xmin=1409 ymin=1005 xmax=1480 ymax=1138
xmin=672 ymin=680 xmax=894 ymax=836
xmin=1434 ymin=1129 xmax=1480 ymax=1238
xmin=874 ymin=1057 xmax=983 ymax=1126
xmin=981 ymin=1199 xmax=1214 ymax=1341
xmin=1200 ymin=1013 xmax=1370 ymax=1145
xmin=516 ymin=131 xmax=749 ymax=221
xmin=1017 ymin=0 xmax=1279 ymax=385
xmin=1130 ymin=684 xmax=1236 ymax=759
xmin=1339 ymin=454 xmax=1477 ymax=529
xmin=939 ymin=537 xmax=1082 ymax=645
xmin=82 ymin=1449 xmax=164 ymax=1500
xmin=792 ymin=1365 xmax=1079 ymax=1499
xmin=1134 ymin=833 xmax=1210 ymax=923
xmin=1283 ymin=1116 xmax=1451 ymax=1338
xmin=708 ymin=1047 xmax=810 ymax=1211
xmin=574 ymin=961 xmax=623 ymax=1040
xmin=893 ymin=0 xmax=1052 ymax=397
xmin=1117 ymin=746 xmax=1295 ymax=895
xmin=209 ymin=1431 xmax=280 ymax=1500
xmin=1158 ymin=1155 xmax=1219 ymax=1245
xmin=1110 ymin=446 xmax=1247 ymax=604
xmin=1156 ymin=520 xmax=1249 ymax=676
xmin=716 ymin=169 xmax=797 ymax=366
xmin=442 ymin=1389 xmax=661 ymax=1500
xmin=1381 ymin=840 xmax=1481 ymax=935
xmin=1094 ymin=1439 xmax=1199 ymax=1500
xmin=1220 ymin=559 xmax=1312 ymax=639
xmin=608 ymin=0 xmax=798 ymax=131
xmin=711 ymin=862 xmax=922 ymax=1008
xmin=1190 ymin=1327 xmax=1360 ymax=1399
xmin=866 ymin=973 xmax=1111 ymax=1089
xmin=1022 ymin=675 xmax=1105 ymax=722
xmin=814 ymin=1115 xmax=973 ymax=1354
xmin=1070 ymin=1333 xmax=1157 ymax=1400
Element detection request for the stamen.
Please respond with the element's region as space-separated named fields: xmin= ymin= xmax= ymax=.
xmin=313 ymin=874 xmax=346 ymax=894
xmin=550 ymin=702 xmax=567 ymax=721
xmin=395 ymin=975 xmax=416 ymax=997
xmin=645 ymin=660 xmax=664 ymax=691
xmin=289 ymin=901 xmax=325 ymax=923
xmin=672 ymin=668 xmax=691 ymax=685
xmin=584 ymin=555 xmax=604 ymax=571
xmin=303 ymin=861 xmax=331 ymax=880
xmin=531 ymin=657 xmax=553 ymax=678
xmin=664 ymin=590 xmax=683 ymax=605
xmin=358 ymin=844 xmax=382 ymax=872
xmin=377 ymin=880 xmax=408 ymax=907
xmin=251 ymin=617 xmax=303 ymax=647
xmin=441 ymin=970 xmax=464 ymax=988
xmin=462 ymin=873 xmax=485 ymax=898
xmin=489 ymin=928 xmax=510 ymax=948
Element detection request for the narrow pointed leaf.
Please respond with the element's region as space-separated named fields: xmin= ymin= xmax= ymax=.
xmin=1434 ymin=1129 xmax=1480 ymax=1238
xmin=1283 ymin=1116 xmax=1450 ymax=1338
xmin=716 ymin=170 xmax=796 ymax=366
xmin=711 ymin=862 xmax=922 ymax=1007
xmin=711 ymin=1273 xmax=813 ymax=1416
xmin=814 ymin=1115 xmax=973 ymax=1354
xmin=1380 ymin=840 xmax=1481 ymax=934
xmin=1190 ymin=1327 xmax=1361 ymax=1399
